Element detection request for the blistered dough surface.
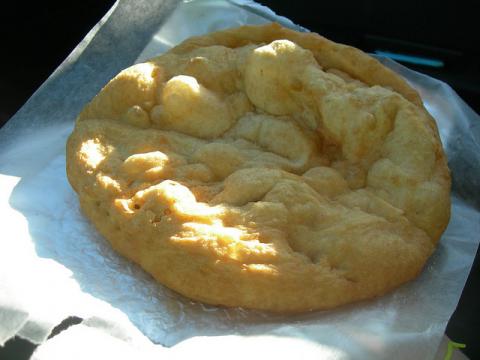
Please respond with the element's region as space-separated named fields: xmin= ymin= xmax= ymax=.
xmin=66 ymin=24 xmax=450 ymax=312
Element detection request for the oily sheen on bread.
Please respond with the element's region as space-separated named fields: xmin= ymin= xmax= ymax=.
xmin=66 ymin=23 xmax=451 ymax=312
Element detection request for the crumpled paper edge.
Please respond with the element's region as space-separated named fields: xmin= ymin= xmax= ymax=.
xmin=0 ymin=0 xmax=180 ymax=346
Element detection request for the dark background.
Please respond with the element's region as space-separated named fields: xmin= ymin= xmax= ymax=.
xmin=0 ymin=1 xmax=478 ymax=359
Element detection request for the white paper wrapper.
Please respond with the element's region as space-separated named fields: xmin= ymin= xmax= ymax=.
xmin=1 ymin=0 xmax=478 ymax=359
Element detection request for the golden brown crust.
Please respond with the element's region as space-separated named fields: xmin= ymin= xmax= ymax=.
xmin=170 ymin=23 xmax=423 ymax=106
xmin=66 ymin=23 xmax=450 ymax=312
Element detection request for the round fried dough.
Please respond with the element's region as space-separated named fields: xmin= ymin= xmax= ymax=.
xmin=66 ymin=23 xmax=451 ymax=312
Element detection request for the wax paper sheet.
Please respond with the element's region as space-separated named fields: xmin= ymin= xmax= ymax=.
xmin=1 ymin=0 xmax=478 ymax=359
